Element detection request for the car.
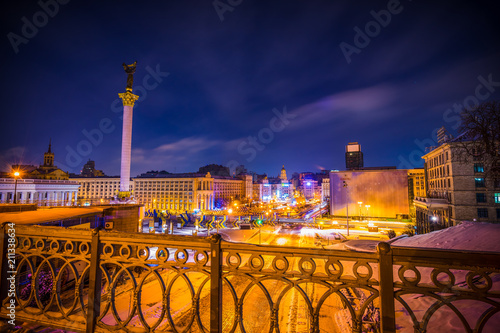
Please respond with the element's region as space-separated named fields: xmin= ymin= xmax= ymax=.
xmin=239 ymin=223 xmax=253 ymax=230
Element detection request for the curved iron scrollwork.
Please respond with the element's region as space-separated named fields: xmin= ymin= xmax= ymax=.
xmin=1 ymin=225 xmax=499 ymax=332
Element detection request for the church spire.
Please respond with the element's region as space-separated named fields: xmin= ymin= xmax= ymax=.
xmin=43 ymin=139 xmax=54 ymax=167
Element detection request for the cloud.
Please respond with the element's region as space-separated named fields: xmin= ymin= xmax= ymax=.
xmin=288 ymin=84 xmax=396 ymax=128
xmin=131 ymin=137 xmax=223 ymax=173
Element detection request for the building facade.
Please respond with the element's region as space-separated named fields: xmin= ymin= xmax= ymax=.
xmin=330 ymin=169 xmax=410 ymax=219
xmin=0 ymin=143 xmax=79 ymax=206
xmin=73 ymin=173 xmax=253 ymax=212
xmin=299 ymin=178 xmax=319 ymax=200
xmin=321 ymin=178 xmax=330 ymax=201
xmin=0 ymin=178 xmax=79 ymax=206
xmin=407 ymin=168 xmax=426 ymax=218
xmin=414 ymin=140 xmax=500 ymax=233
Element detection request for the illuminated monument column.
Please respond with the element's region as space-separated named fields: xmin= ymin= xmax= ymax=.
xmin=118 ymin=62 xmax=139 ymax=198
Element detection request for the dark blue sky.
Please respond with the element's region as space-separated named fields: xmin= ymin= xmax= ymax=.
xmin=1 ymin=0 xmax=500 ymax=177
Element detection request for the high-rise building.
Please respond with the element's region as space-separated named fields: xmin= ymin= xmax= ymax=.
xmin=345 ymin=142 xmax=363 ymax=170
xmin=81 ymin=160 xmax=105 ymax=177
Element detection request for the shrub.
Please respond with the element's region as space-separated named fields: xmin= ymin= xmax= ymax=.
xmin=386 ymin=229 xmax=396 ymax=239
xmin=402 ymin=224 xmax=416 ymax=237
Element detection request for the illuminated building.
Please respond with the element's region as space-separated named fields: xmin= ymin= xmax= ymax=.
xmin=27 ymin=141 xmax=70 ymax=180
xmin=279 ymin=165 xmax=287 ymax=181
xmin=73 ymin=177 xmax=122 ymax=205
xmin=407 ymin=168 xmax=426 ymax=218
xmin=321 ymin=178 xmax=330 ymax=201
xmin=0 ymin=178 xmax=79 ymax=206
xmin=345 ymin=142 xmax=364 ymax=170
xmin=0 ymin=144 xmax=78 ymax=205
xmin=414 ymin=129 xmax=500 ymax=233
xmin=299 ymin=178 xmax=319 ymax=200
xmin=258 ymin=166 xmax=294 ymax=202
xmin=73 ymin=172 xmax=253 ymax=212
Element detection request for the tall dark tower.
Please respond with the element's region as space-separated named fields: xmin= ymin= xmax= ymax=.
xmin=43 ymin=139 xmax=54 ymax=167
xmin=345 ymin=142 xmax=363 ymax=170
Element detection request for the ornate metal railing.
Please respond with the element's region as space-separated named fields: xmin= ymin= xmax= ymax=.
xmin=0 ymin=224 xmax=499 ymax=332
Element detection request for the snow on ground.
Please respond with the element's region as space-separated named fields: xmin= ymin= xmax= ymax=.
xmin=218 ymin=228 xmax=260 ymax=243
xmin=393 ymin=221 xmax=500 ymax=252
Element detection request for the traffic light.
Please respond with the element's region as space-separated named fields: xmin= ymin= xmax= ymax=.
xmin=256 ymin=219 xmax=262 ymax=226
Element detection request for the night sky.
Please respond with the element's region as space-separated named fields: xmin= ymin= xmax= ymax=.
xmin=1 ymin=1 xmax=500 ymax=177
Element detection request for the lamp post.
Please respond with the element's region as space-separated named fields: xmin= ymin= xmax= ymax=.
xmin=343 ymin=181 xmax=349 ymax=236
xmin=13 ymin=171 xmax=20 ymax=204
xmin=357 ymin=201 xmax=363 ymax=221
xmin=365 ymin=205 xmax=370 ymax=221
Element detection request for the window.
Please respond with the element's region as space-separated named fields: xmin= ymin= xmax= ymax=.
xmin=495 ymin=193 xmax=500 ymax=204
xmin=474 ymin=163 xmax=484 ymax=173
xmin=477 ymin=208 xmax=488 ymax=218
xmin=476 ymin=193 xmax=486 ymax=203
xmin=497 ymin=209 xmax=500 ymax=219
xmin=475 ymin=178 xmax=485 ymax=187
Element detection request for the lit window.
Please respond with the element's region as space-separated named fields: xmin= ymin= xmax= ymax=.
xmin=495 ymin=193 xmax=500 ymax=204
xmin=475 ymin=178 xmax=485 ymax=187
xmin=474 ymin=163 xmax=484 ymax=173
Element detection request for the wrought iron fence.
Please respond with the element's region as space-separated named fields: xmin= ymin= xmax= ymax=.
xmin=0 ymin=224 xmax=499 ymax=332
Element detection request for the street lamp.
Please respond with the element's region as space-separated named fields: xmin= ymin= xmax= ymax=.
xmin=13 ymin=171 xmax=20 ymax=204
xmin=357 ymin=201 xmax=363 ymax=221
xmin=365 ymin=205 xmax=371 ymax=222
xmin=343 ymin=181 xmax=349 ymax=236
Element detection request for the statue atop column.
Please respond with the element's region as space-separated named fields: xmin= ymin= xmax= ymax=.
xmin=122 ymin=61 xmax=137 ymax=91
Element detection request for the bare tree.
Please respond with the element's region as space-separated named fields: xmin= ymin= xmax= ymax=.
xmin=455 ymin=101 xmax=500 ymax=180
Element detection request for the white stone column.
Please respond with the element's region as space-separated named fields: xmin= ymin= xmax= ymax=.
xmin=118 ymin=91 xmax=139 ymax=193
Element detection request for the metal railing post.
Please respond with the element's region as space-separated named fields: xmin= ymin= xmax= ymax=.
xmin=86 ymin=228 xmax=103 ymax=333
xmin=210 ymin=233 xmax=222 ymax=332
xmin=377 ymin=242 xmax=396 ymax=332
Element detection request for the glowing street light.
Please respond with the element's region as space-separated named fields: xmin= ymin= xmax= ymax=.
xmin=13 ymin=171 xmax=21 ymax=204
xmin=365 ymin=205 xmax=371 ymax=220
xmin=357 ymin=201 xmax=363 ymax=221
